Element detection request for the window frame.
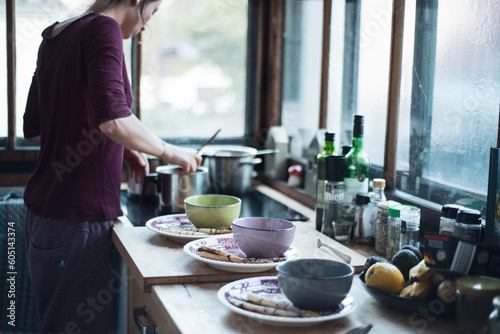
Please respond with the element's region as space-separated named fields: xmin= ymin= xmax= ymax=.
xmin=2 ymin=0 xmax=500 ymax=234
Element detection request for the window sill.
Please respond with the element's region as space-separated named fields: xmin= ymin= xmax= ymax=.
xmin=258 ymin=174 xmax=442 ymax=234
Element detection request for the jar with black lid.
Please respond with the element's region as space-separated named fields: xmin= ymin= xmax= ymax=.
xmin=439 ymin=204 xmax=464 ymax=235
xmin=453 ymin=208 xmax=482 ymax=243
xmin=354 ymin=193 xmax=376 ymax=245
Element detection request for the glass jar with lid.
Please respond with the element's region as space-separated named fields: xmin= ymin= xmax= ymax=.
xmin=375 ymin=200 xmax=400 ymax=256
xmin=386 ymin=205 xmax=402 ymax=259
xmin=454 ymin=208 xmax=482 ymax=243
xmin=439 ymin=204 xmax=463 ymax=235
xmin=399 ymin=205 xmax=421 ymax=250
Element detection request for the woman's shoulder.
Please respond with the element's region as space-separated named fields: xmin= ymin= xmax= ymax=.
xmin=82 ymin=13 xmax=123 ymax=44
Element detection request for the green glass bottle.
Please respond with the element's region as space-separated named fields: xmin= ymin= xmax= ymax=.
xmin=315 ymin=132 xmax=335 ymax=231
xmin=343 ymin=115 xmax=370 ymax=226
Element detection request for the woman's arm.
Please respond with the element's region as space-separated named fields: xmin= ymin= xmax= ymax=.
xmin=25 ymin=135 xmax=41 ymax=144
xmin=99 ymin=114 xmax=201 ymax=174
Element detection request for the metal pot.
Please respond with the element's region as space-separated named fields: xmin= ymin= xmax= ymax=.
xmin=143 ymin=165 xmax=208 ymax=214
xmin=200 ymin=145 xmax=263 ymax=195
xmin=127 ymin=156 xmax=162 ymax=201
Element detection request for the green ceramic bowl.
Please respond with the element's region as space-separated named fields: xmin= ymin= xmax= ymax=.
xmin=456 ymin=275 xmax=500 ymax=298
xmin=184 ymin=194 xmax=242 ymax=230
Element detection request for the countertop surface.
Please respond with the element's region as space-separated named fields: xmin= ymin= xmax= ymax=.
xmin=113 ymin=184 xmax=456 ymax=333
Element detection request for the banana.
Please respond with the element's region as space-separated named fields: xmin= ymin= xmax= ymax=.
xmin=399 ymin=279 xmax=434 ymax=301
xmin=409 ymin=259 xmax=436 ymax=283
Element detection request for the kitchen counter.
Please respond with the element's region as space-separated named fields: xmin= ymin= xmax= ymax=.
xmin=112 ymin=184 xmax=456 ymax=333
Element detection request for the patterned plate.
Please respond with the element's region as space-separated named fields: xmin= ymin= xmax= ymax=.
xmin=217 ymin=276 xmax=357 ymax=326
xmin=145 ymin=214 xmax=223 ymax=242
xmin=183 ymin=237 xmax=300 ymax=273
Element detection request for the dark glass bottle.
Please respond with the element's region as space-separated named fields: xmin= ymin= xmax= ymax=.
xmin=315 ymin=132 xmax=335 ymax=231
xmin=322 ymin=155 xmax=346 ymax=238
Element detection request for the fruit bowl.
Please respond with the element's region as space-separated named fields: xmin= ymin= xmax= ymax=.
xmin=359 ymin=276 xmax=455 ymax=316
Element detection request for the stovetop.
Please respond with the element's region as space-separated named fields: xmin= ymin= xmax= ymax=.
xmin=120 ymin=189 xmax=308 ymax=226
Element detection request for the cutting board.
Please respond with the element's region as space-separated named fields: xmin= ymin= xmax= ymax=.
xmin=113 ymin=223 xmax=366 ymax=293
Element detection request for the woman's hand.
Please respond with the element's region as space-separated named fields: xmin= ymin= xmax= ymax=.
xmin=123 ymin=148 xmax=149 ymax=183
xmin=162 ymin=143 xmax=202 ymax=174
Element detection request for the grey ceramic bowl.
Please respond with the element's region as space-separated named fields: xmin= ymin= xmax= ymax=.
xmin=276 ymin=259 xmax=354 ymax=311
xmin=231 ymin=217 xmax=296 ymax=258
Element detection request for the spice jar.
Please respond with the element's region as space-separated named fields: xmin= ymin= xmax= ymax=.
xmin=399 ymin=205 xmax=421 ymax=250
xmin=454 ymin=208 xmax=482 ymax=243
xmin=375 ymin=200 xmax=400 ymax=256
xmin=386 ymin=205 xmax=402 ymax=259
xmin=354 ymin=193 xmax=375 ymax=245
xmin=439 ymin=204 xmax=463 ymax=236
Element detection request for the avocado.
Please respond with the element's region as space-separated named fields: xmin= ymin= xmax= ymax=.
xmin=391 ymin=249 xmax=420 ymax=281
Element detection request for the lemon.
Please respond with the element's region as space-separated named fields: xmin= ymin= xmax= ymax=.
xmin=365 ymin=262 xmax=405 ymax=294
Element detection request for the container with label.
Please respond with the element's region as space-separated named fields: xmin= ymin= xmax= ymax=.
xmin=321 ymin=155 xmax=346 ymax=239
xmin=439 ymin=204 xmax=463 ymax=235
xmin=354 ymin=193 xmax=376 ymax=246
xmin=454 ymin=208 xmax=482 ymax=243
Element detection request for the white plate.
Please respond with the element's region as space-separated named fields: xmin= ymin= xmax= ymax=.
xmin=145 ymin=214 xmax=225 ymax=243
xmin=217 ymin=276 xmax=357 ymax=326
xmin=183 ymin=237 xmax=300 ymax=273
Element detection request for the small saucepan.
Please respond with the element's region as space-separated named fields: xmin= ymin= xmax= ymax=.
xmin=143 ymin=165 xmax=208 ymax=214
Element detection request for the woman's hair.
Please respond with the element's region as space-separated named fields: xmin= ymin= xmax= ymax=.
xmin=88 ymin=0 xmax=158 ymax=21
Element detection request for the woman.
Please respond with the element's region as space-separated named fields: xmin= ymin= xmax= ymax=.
xmin=23 ymin=0 xmax=200 ymax=332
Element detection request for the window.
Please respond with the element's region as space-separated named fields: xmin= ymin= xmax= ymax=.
xmin=281 ymin=0 xmax=323 ymax=156
xmin=279 ymin=0 xmax=499 ymax=216
xmin=1 ymin=0 xmax=249 ymax=149
xmin=0 ymin=2 xmax=6 ymax=138
xmin=139 ymin=0 xmax=248 ymax=140
xmin=396 ymin=0 xmax=499 ymax=208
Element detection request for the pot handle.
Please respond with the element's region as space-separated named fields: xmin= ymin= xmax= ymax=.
xmin=141 ymin=173 xmax=159 ymax=205
xmin=239 ymin=157 xmax=262 ymax=166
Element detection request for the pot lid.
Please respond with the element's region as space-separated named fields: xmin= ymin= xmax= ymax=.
xmin=200 ymin=145 xmax=258 ymax=157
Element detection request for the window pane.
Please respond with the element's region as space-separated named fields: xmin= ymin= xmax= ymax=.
xmin=140 ymin=0 xmax=248 ymax=139
xmin=327 ymin=0 xmax=391 ymax=168
xmin=397 ymin=0 xmax=500 ymax=207
xmin=282 ymin=0 xmax=323 ymax=156
xmin=356 ymin=0 xmax=392 ymax=168
xmin=0 ymin=2 xmax=6 ymax=138
xmin=15 ymin=1 xmax=88 ymax=141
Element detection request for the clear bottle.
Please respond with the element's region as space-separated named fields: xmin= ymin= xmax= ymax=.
xmin=454 ymin=208 xmax=482 ymax=243
xmin=489 ymin=296 xmax=500 ymax=334
xmin=343 ymin=115 xmax=370 ymax=229
xmin=370 ymin=178 xmax=387 ymax=203
xmin=321 ymin=155 xmax=346 ymax=238
xmin=399 ymin=205 xmax=421 ymax=250
xmin=439 ymin=204 xmax=463 ymax=236
xmin=315 ymin=132 xmax=335 ymax=231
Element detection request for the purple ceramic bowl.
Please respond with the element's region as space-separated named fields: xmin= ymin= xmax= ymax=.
xmin=231 ymin=217 xmax=296 ymax=258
